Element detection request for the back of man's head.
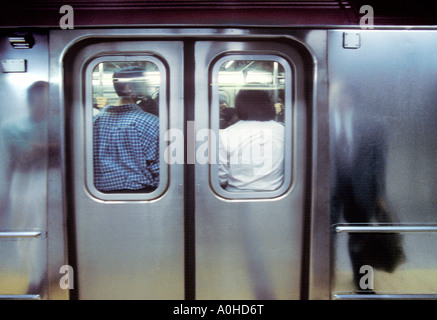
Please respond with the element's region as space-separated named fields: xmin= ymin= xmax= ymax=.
xmin=235 ymin=89 xmax=275 ymax=121
xmin=113 ymin=66 xmax=148 ymax=99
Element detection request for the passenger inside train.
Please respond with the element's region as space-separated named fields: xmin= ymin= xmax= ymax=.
xmin=93 ymin=66 xmax=160 ymax=193
xmin=218 ymin=88 xmax=285 ymax=192
xmin=219 ymin=94 xmax=238 ymax=129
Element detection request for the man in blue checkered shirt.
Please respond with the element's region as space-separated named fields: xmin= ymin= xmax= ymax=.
xmin=93 ymin=67 xmax=159 ymax=193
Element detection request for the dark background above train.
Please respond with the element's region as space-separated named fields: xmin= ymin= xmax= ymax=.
xmin=0 ymin=0 xmax=435 ymax=28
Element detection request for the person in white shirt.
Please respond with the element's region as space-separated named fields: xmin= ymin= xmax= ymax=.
xmin=218 ymin=89 xmax=285 ymax=191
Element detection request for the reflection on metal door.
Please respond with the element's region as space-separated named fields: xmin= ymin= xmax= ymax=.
xmin=68 ymin=41 xmax=184 ymax=299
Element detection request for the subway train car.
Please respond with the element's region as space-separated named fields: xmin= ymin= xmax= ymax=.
xmin=0 ymin=1 xmax=437 ymax=300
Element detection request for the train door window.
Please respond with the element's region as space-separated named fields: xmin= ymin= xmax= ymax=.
xmin=85 ymin=56 xmax=167 ymax=200
xmin=210 ymin=55 xmax=293 ymax=198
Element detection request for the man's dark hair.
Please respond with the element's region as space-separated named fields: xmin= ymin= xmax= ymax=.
xmin=235 ymin=89 xmax=275 ymax=121
xmin=113 ymin=66 xmax=148 ymax=98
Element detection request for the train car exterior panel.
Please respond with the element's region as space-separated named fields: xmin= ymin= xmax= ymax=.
xmin=329 ymin=30 xmax=437 ymax=298
xmin=0 ymin=31 xmax=51 ymax=299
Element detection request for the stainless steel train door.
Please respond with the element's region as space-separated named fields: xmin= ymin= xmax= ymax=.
xmin=67 ymin=40 xmax=185 ymax=299
xmin=194 ymin=41 xmax=309 ymax=299
xmin=65 ymin=34 xmax=311 ymax=300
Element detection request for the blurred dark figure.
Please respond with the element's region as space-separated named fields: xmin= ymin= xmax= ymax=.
xmin=0 ymin=80 xmax=50 ymax=294
xmin=331 ymin=83 xmax=405 ymax=293
xmin=0 ymin=81 xmax=50 ymax=188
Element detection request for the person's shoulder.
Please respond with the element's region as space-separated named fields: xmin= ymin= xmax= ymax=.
xmin=139 ymin=109 xmax=159 ymax=124
xmin=220 ymin=120 xmax=243 ymax=134
xmin=267 ymin=120 xmax=284 ymax=129
xmin=132 ymin=106 xmax=159 ymax=127
xmin=224 ymin=120 xmax=244 ymax=129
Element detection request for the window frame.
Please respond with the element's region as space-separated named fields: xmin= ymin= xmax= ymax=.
xmin=84 ymin=55 xmax=168 ymax=201
xmin=209 ymin=54 xmax=294 ymax=199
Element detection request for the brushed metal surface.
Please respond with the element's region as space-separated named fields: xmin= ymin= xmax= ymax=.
xmin=329 ymin=29 xmax=437 ymax=297
xmin=0 ymin=31 xmax=49 ymax=298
